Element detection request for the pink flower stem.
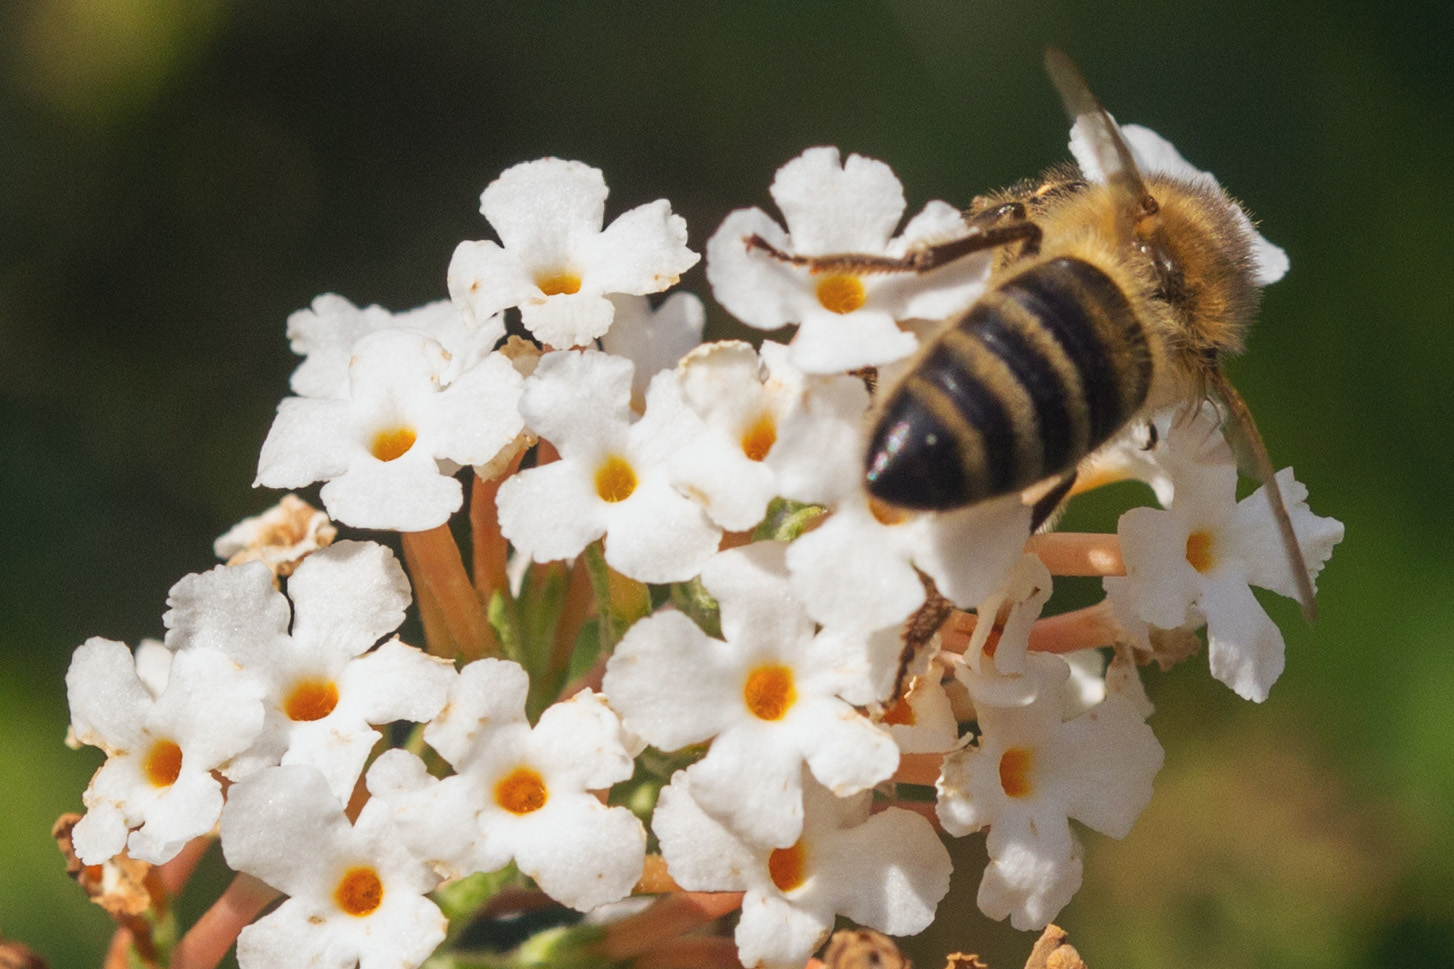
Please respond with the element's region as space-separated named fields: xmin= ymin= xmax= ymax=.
xmin=1025 ymin=532 xmax=1125 ymax=576
xmin=470 ymin=451 xmax=523 ymax=601
xmin=168 ymin=873 xmax=279 ymax=969
xmin=938 ymin=600 xmax=1120 ymax=655
xmin=633 ymin=936 xmax=745 ymax=969
xmin=401 ymin=524 xmax=500 ymax=662
xmin=596 ymin=892 xmax=745 ymax=962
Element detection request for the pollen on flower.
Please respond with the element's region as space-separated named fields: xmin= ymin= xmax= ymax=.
xmin=999 ymin=747 xmax=1033 ymax=799
xmin=1185 ymin=531 xmax=1214 ymax=573
xmin=370 ymin=426 xmax=417 ymax=463
xmin=594 ymin=454 xmax=638 ymax=503
xmin=882 ymin=678 xmax=923 ymax=726
xmin=882 ymin=696 xmax=916 ymax=727
xmin=815 ymin=274 xmax=866 ymax=315
xmin=536 ymin=272 xmax=583 ymax=296
xmin=495 ymin=766 xmax=549 ymax=815
xmin=333 ymin=866 xmax=384 ymax=917
xmin=740 ymin=411 xmax=777 ymax=462
xmin=284 ymin=679 xmax=340 ymax=722
xmin=768 ymin=841 xmax=808 ymax=893
xmin=143 ymin=739 xmax=183 ymax=788
xmin=743 ymin=665 xmax=797 ymax=721
xmin=981 ymin=617 xmax=1007 ymax=660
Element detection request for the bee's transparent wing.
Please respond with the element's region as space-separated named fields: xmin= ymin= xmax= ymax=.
xmin=1208 ymin=368 xmax=1319 ymax=623
xmin=1044 ymin=48 xmax=1154 ymax=218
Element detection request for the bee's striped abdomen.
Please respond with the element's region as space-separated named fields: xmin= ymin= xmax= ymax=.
xmin=864 ymin=257 xmax=1153 ymax=510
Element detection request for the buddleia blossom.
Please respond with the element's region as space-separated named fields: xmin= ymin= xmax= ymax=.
xmin=603 ymin=541 xmax=900 ymax=848
xmin=497 ymin=348 xmax=721 ymax=583
xmin=1115 ymin=464 xmax=1344 ymax=701
xmin=163 ymin=541 xmax=454 ymax=800
xmin=706 ymin=146 xmax=991 ymax=374
xmin=654 ymin=770 xmax=952 ymax=969
xmin=284 ymin=294 xmax=504 ymax=399
xmin=448 ymin=157 xmax=699 ymax=349
xmin=58 ymin=140 xmax=1349 ymax=969
xmin=221 ymin=765 xmax=447 ymax=969
xmin=255 ymin=330 xmax=525 ymax=531
xmin=67 ymin=639 xmax=264 ymax=865
xmin=939 ymin=654 xmax=1164 ymax=930
xmin=369 ymin=659 xmax=646 ymax=912
xmin=671 ymin=340 xmax=867 ymax=531
xmin=599 ymin=291 xmax=705 ymax=410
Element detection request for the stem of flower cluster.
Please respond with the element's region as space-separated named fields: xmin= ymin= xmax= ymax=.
xmin=471 ymin=453 xmax=523 ymax=601
xmin=1026 ymin=601 xmax=1120 ymax=653
xmin=400 ymin=525 xmax=500 ymax=662
xmin=633 ymin=936 xmax=745 ymax=969
xmin=1025 ymin=532 xmax=1125 ymax=576
xmin=595 ymin=892 xmax=744 ymax=962
xmin=938 ymin=601 xmax=1120 ymax=656
xmin=169 ymin=874 xmax=280 ymax=969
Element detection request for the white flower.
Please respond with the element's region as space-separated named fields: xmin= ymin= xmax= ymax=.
xmin=785 ymin=485 xmax=1032 ymax=633
xmin=603 ymin=542 xmax=900 ymax=848
xmin=671 ymin=340 xmax=869 ymax=531
xmin=255 ymin=329 xmax=524 ymax=532
xmin=497 ymin=349 xmax=721 ymax=583
xmin=1077 ymin=402 xmax=1234 ymax=507
xmin=937 ymin=654 xmax=1163 ymax=930
xmin=285 ymin=294 xmax=504 ymax=399
xmin=447 ymin=158 xmax=699 ymax=349
xmin=653 ymin=770 xmax=952 ymax=969
xmin=163 ymin=541 xmax=455 ymax=800
xmin=599 ymin=292 xmax=705 ymax=410
xmin=1115 ymin=464 xmax=1343 ymax=701
xmin=370 ymin=659 xmax=645 ymax=912
xmin=706 ymin=146 xmax=991 ymax=374
xmin=1069 ymin=122 xmax=1288 ymax=285
xmin=67 ymin=639 xmax=263 ymax=864
xmin=221 ymin=765 xmax=446 ymax=969
xmin=878 ymin=670 xmax=959 ymax=755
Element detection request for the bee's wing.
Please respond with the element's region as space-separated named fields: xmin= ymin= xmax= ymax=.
xmin=1208 ymin=368 xmax=1319 ymax=623
xmin=1044 ymin=48 xmax=1154 ymax=216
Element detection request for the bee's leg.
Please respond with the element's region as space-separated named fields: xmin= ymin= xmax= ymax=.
xmin=743 ymin=215 xmax=1041 ymax=278
xmin=963 ymin=201 xmax=1042 ymax=259
xmin=1030 ymin=471 xmax=1078 ymax=532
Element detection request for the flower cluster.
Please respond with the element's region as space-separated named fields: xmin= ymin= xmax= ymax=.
xmin=63 ymin=138 xmax=1341 ymax=969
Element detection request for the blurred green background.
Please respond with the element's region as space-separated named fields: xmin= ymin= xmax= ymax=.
xmin=2 ymin=1 xmax=1450 ymax=967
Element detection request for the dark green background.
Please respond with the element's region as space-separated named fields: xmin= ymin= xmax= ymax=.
xmin=3 ymin=2 xmax=1450 ymax=967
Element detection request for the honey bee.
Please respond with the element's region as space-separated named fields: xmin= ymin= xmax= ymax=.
xmin=747 ymin=49 xmax=1316 ymax=620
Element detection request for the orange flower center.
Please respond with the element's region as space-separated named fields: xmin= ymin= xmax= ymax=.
xmin=495 ymin=766 xmax=549 ymax=815
xmin=743 ymin=665 xmax=796 ymax=721
xmin=143 ymin=739 xmax=183 ymax=788
xmin=999 ymin=747 xmax=1033 ymax=799
xmin=284 ymin=679 xmax=339 ymax=722
xmin=334 ymin=867 xmax=384 ymax=917
xmin=371 ymin=426 xmax=417 ymax=462
xmin=815 ymin=274 xmax=865 ymax=314
xmin=881 ymin=677 xmax=923 ymax=726
xmin=768 ymin=842 xmax=807 ymax=892
xmin=595 ymin=455 xmax=638 ymax=503
xmin=1185 ymin=531 xmax=1214 ymax=573
xmin=536 ymin=272 xmax=582 ymax=296
xmin=740 ymin=412 xmax=777 ymax=462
